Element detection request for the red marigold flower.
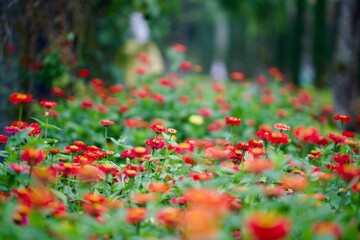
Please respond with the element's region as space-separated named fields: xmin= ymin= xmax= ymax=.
xmin=51 ymin=87 xmax=64 ymax=97
xmin=151 ymin=124 xmax=167 ymax=134
xmin=135 ymin=67 xmax=147 ymax=75
xmin=90 ymin=78 xmax=104 ymax=88
xmin=80 ymin=99 xmax=93 ymax=109
xmin=246 ymin=212 xmax=292 ymax=240
xmin=274 ymin=123 xmax=291 ymax=131
xmin=342 ymin=130 xmax=354 ymax=138
xmin=77 ymin=68 xmax=91 ymax=78
xmin=307 ymin=150 xmax=322 ymax=160
xmin=172 ymin=43 xmax=187 ymax=53
xmin=248 ymin=139 xmax=263 ymax=149
xmin=145 ymin=137 xmax=165 ymax=150
xmin=269 ymin=132 xmax=289 ymax=145
xmin=333 ymin=114 xmax=351 ymax=123
xmin=39 ymin=100 xmax=57 ymax=109
xmin=335 ymin=164 xmax=360 ymax=181
xmin=332 ymin=154 xmax=352 ymax=165
xmin=312 ymin=222 xmax=342 ymax=239
xmin=230 ymin=72 xmax=245 ymax=81
xmin=256 ymin=128 xmax=272 ymax=141
xmin=99 ymin=120 xmax=115 ymax=127
xmin=156 ymin=207 xmax=181 ymax=228
xmin=65 ymin=145 xmax=82 ymax=153
xmin=20 ymin=148 xmax=46 ymax=166
xmin=10 ymin=93 xmax=33 ymax=104
xmin=225 ymin=116 xmax=242 ymax=126
xmin=0 ymin=134 xmax=9 ymax=143
xmin=228 ymin=147 xmax=243 ymax=163
xmin=8 ymin=163 xmax=29 ymax=174
xmin=179 ymin=61 xmax=193 ymax=71
xmin=328 ymin=132 xmax=346 ymax=144
xmin=126 ymin=208 xmax=147 ymax=224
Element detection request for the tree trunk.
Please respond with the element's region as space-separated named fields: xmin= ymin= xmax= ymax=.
xmin=333 ymin=0 xmax=360 ymax=131
xmin=313 ymin=0 xmax=329 ymax=88
xmin=291 ymin=0 xmax=306 ymax=86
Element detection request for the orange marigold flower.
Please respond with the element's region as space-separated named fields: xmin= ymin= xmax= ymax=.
xmin=148 ymin=182 xmax=171 ymax=193
xmin=156 ymin=207 xmax=182 ymax=228
xmin=20 ymin=148 xmax=46 ymax=166
xmin=333 ymin=114 xmax=351 ymax=123
xmin=246 ymin=212 xmax=292 ymax=240
xmin=281 ymin=174 xmax=308 ymax=191
xmin=244 ymin=158 xmax=274 ymax=174
xmin=225 ymin=116 xmax=242 ymax=126
xmin=78 ymin=165 xmax=105 ymax=182
xmin=126 ymin=207 xmax=147 ymax=224
xmin=10 ymin=93 xmax=33 ymax=104
xmin=131 ymin=193 xmax=156 ymax=204
xmin=312 ymin=222 xmax=342 ymax=239
xmin=39 ymin=100 xmax=57 ymax=109
xmin=99 ymin=120 xmax=115 ymax=127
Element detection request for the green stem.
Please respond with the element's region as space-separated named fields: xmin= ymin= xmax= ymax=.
xmin=104 ymin=127 xmax=108 ymax=150
xmin=18 ymin=104 xmax=23 ymax=122
xmin=44 ymin=111 xmax=49 ymax=139
xmin=336 ymin=190 xmax=347 ymax=213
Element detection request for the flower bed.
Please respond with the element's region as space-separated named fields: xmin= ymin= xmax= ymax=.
xmin=0 ymin=59 xmax=359 ymax=239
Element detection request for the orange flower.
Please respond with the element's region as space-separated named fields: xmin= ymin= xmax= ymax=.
xmin=148 ymin=182 xmax=171 ymax=193
xmin=335 ymin=164 xmax=360 ymax=181
xmin=156 ymin=207 xmax=182 ymax=228
xmin=312 ymin=222 xmax=342 ymax=239
xmin=125 ymin=207 xmax=147 ymax=224
xmin=20 ymin=148 xmax=46 ymax=166
xmin=244 ymin=159 xmax=274 ymax=174
xmin=77 ymin=165 xmax=105 ymax=182
xmin=131 ymin=193 xmax=156 ymax=204
xmin=281 ymin=174 xmax=308 ymax=191
xmin=10 ymin=93 xmax=33 ymax=104
xmin=246 ymin=212 xmax=292 ymax=240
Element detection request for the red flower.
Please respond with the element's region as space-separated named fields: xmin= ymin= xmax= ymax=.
xmin=269 ymin=132 xmax=289 ymax=145
xmin=335 ymin=164 xmax=360 ymax=181
xmin=312 ymin=222 xmax=342 ymax=239
xmin=145 ymin=137 xmax=165 ymax=150
xmin=20 ymin=148 xmax=46 ymax=166
xmin=274 ymin=123 xmax=290 ymax=131
xmin=80 ymin=99 xmax=93 ymax=109
xmin=333 ymin=114 xmax=351 ymax=123
xmin=51 ymin=87 xmax=64 ymax=97
xmin=179 ymin=61 xmax=193 ymax=71
xmin=8 ymin=163 xmax=29 ymax=174
xmin=65 ymin=145 xmax=82 ymax=153
xmin=328 ymin=132 xmax=346 ymax=144
xmin=151 ymin=124 xmax=167 ymax=134
xmin=332 ymin=154 xmax=352 ymax=165
xmin=172 ymin=43 xmax=187 ymax=53
xmin=77 ymin=68 xmax=91 ymax=78
xmin=39 ymin=100 xmax=57 ymax=109
xmin=0 ymin=134 xmax=9 ymax=143
xmin=99 ymin=120 xmax=115 ymax=127
xmin=342 ymin=130 xmax=354 ymax=138
xmin=230 ymin=72 xmax=245 ymax=81
xmin=225 ymin=116 xmax=242 ymax=126
xmin=246 ymin=212 xmax=292 ymax=240
xmin=10 ymin=93 xmax=33 ymax=104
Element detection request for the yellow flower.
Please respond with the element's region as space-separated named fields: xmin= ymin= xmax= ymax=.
xmin=189 ymin=115 xmax=204 ymax=125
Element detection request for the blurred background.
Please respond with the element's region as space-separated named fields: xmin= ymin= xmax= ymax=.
xmin=1 ymin=0 xmax=359 ymax=128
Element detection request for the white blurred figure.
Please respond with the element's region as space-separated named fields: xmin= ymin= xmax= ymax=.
xmin=124 ymin=12 xmax=164 ymax=86
xmin=129 ymin=12 xmax=150 ymax=43
xmin=210 ymin=59 xmax=228 ymax=82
